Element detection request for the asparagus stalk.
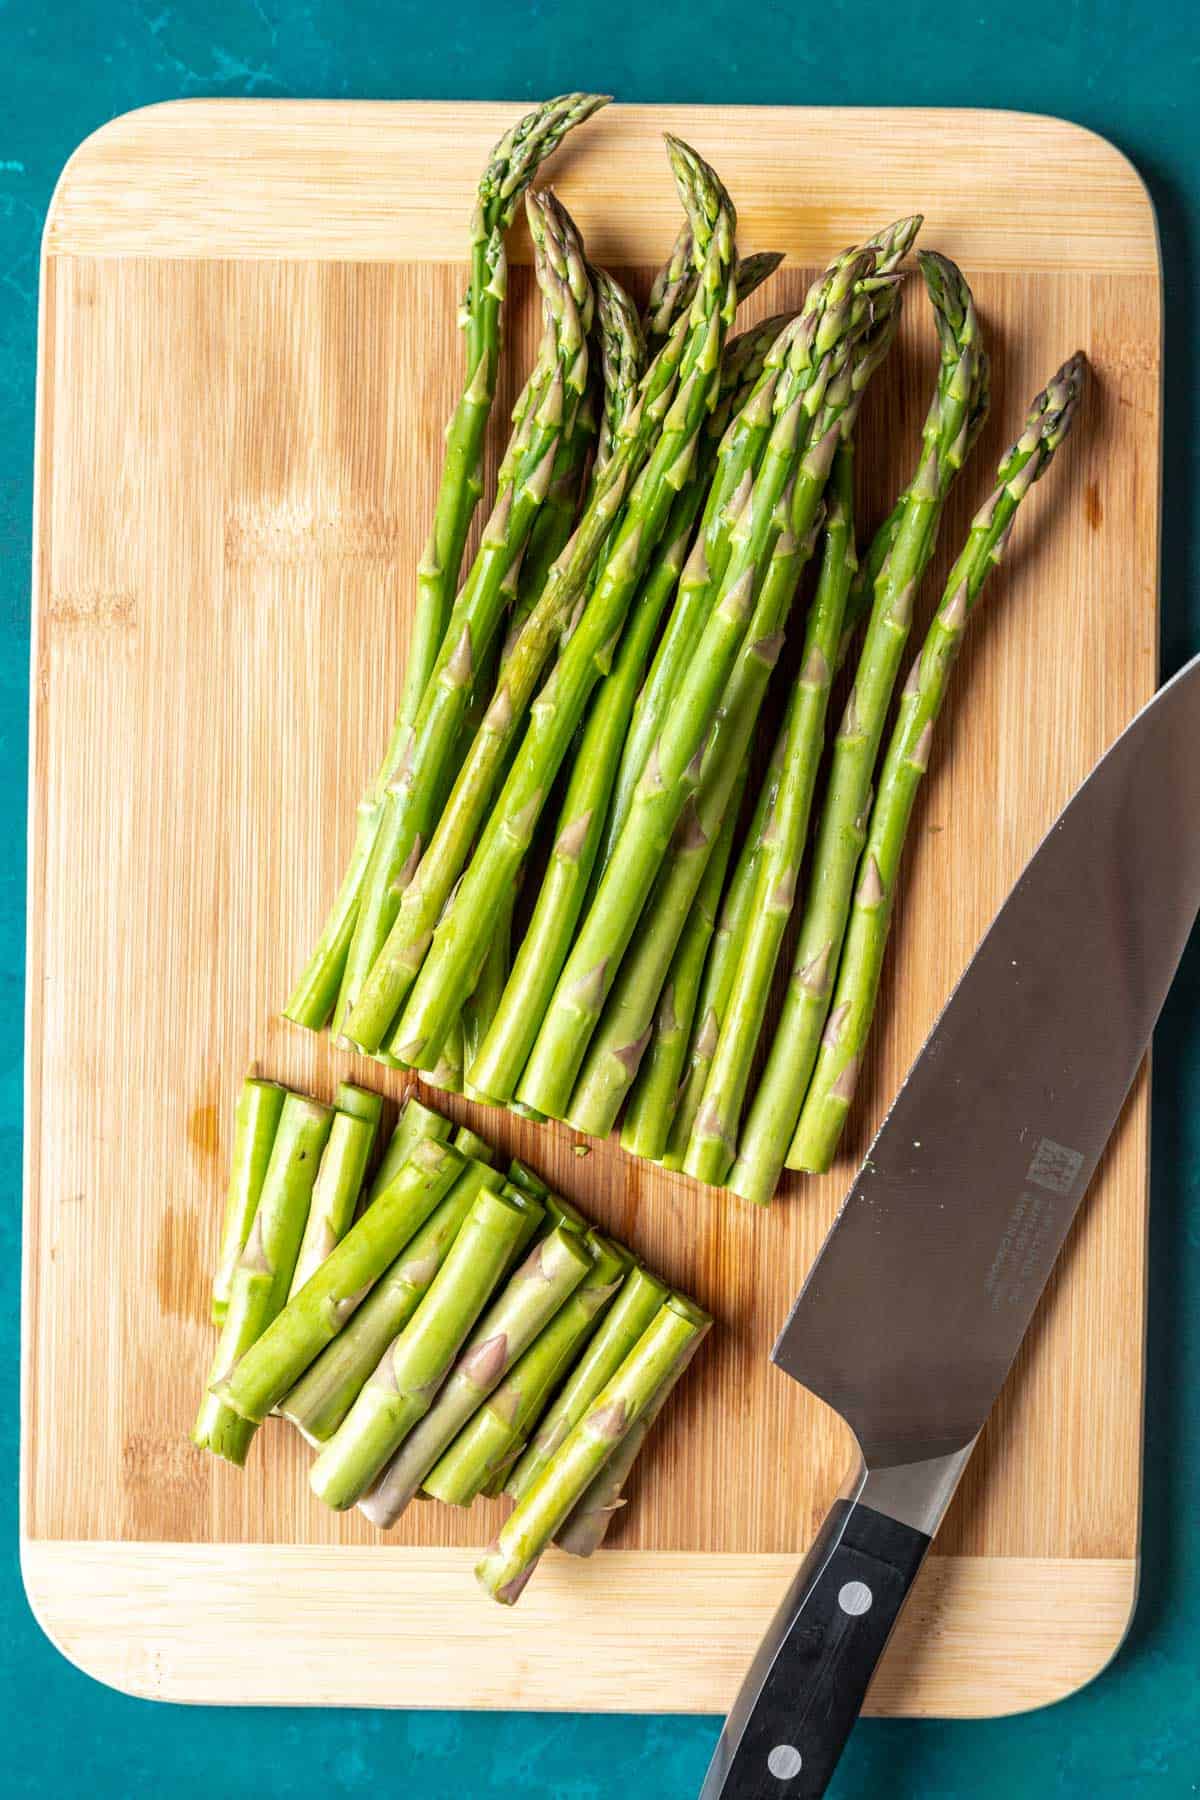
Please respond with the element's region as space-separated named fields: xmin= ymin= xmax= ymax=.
xmin=467 ymin=316 xmax=789 ymax=1105
xmin=310 ymin=1185 xmax=525 ymax=1509
xmin=383 ymin=140 xmax=739 ymax=1072
xmin=618 ymin=767 xmax=748 ymax=1161
xmin=600 ymin=344 xmax=782 ymax=873
xmin=288 ymin=1084 xmax=384 ymax=1296
xmin=193 ymin=1095 xmax=334 ymax=1463
xmin=279 ymin=1155 xmax=503 ymax=1444
xmin=215 ymin=1136 xmax=466 ymax=1423
xmin=499 ymin=384 xmax=599 ymax=659
xmin=565 ymin=284 xmax=906 ymax=1141
xmin=357 ymin=1225 xmax=593 ymax=1527
xmin=643 ymin=221 xmax=694 ymax=353
xmin=555 ymin=1324 xmax=706 ymax=1555
xmin=493 ymin=1180 xmax=548 ymax=1281
xmin=522 ymin=238 xmax=898 ymax=1121
xmin=591 ymin=269 xmax=647 ymax=479
xmin=561 ymin=497 xmax=815 ymax=1135
xmin=836 ymin=496 xmax=906 ymax=670
xmin=339 ymin=191 xmax=595 ymax=1042
xmin=541 ymin=1192 xmax=590 ymax=1234
xmin=366 ymin=1097 xmax=452 ymax=1203
xmin=682 ymin=442 xmax=859 ymax=1184
xmin=660 ymin=739 xmax=783 ymax=1169
xmin=462 ymin=882 xmax=517 ymax=1104
xmin=730 ymin=254 xmax=990 ymax=1204
xmin=340 ymin=151 xmax=729 ymax=1060
xmin=476 ymin=1295 xmax=711 ymax=1604
xmin=452 ymin=1123 xmax=499 ymax=1166
xmin=423 ymin=1232 xmax=631 ymax=1505
xmin=786 ymin=354 xmax=1085 ymax=1174
xmin=428 ymin=1016 xmax=466 ymax=1093
xmin=466 ymin=494 xmax=701 ymax=1102
xmin=601 ymin=223 xmax=918 ymax=878
xmin=284 ymin=94 xmax=608 ymax=1030
xmin=211 ymin=1076 xmax=287 ymax=1324
xmin=506 ymin=1157 xmax=551 ymax=1199
xmin=506 ymin=1263 xmax=670 ymax=1500
xmin=644 ymin=221 xmax=783 ymax=356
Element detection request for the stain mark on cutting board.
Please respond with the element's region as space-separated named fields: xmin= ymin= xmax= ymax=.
xmin=155 ymin=1205 xmax=205 ymax=1324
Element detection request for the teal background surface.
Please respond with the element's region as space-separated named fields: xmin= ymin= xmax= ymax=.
xmin=3 ymin=3 xmax=1197 ymax=1794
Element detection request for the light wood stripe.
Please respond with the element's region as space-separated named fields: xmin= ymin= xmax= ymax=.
xmin=21 ymin=1542 xmax=1137 ymax=1717
xmin=45 ymin=101 xmax=1158 ymax=273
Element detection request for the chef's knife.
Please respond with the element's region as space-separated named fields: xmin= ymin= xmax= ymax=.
xmin=701 ymin=650 xmax=1200 ymax=1799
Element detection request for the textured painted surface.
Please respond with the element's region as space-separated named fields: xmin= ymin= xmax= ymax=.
xmin=3 ymin=1 xmax=1198 ymax=1794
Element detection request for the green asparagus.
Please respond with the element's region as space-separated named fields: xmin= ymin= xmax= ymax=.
xmin=786 ymin=353 xmax=1085 ymax=1174
xmin=310 ymin=1184 xmax=525 ymax=1509
xmin=730 ymin=252 xmax=989 ymax=1203
xmin=284 ymin=94 xmax=607 ymax=1030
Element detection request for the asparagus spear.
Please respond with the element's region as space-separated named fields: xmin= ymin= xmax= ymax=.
xmin=591 ymin=269 xmax=647 ymax=479
xmin=521 ymin=239 xmax=896 ymax=1120
xmin=618 ymin=767 xmax=748 ymax=1161
xmin=211 ymin=1076 xmax=287 ymax=1324
xmin=215 ymin=1136 xmax=466 ymax=1423
xmin=466 ymin=496 xmax=700 ymax=1102
xmin=383 ymin=140 xmax=740 ymax=1072
xmin=284 ymin=94 xmax=608 ymax=1030
xmin=339 ymin=191 xmax=595 ymax=1041
xmin=492 ymin=1180 xmax=548 ymax=1281
xmin=601 ymin=222 xmax=918 ymax=880
xmin=423 ymin=1232 xmax=631 ymax=1505
xmin=476 ymin=1295 xmax=711 ymax=1604
xmin=730 ymin=254 xmax=990 ymax=1204
xmin=786 ymin=354 xmax=1086 ymax=1174
xmin=506 ymin=1263 xmax=670 ymax=1500
xmin=506 ymin=1157 xmax=551 ymax=1199
xmin=462 ymin=882 xmax=517 ymax=1104
xmin=500 ymin=384 xmax=600 ymax=660
xmin=644 ymin=221 xmax=783 ymax=357
xmin=560 ymin=498 xmax=814 ymax=1135
xmin=467 ymin=316 xmax=790 ymax=1105
xmin=683 ymin=442 xmax=859 ymax=1184
xmin=310 ymin=1185 xmax=525 ymax=1509
xmin=340 ymin=151 xmax=729 ymax=1060
xmin=366 ymin=1096 xmax=452 ymax=1203
xmin=356 ymin=1225 xmax=593 ymax=1526
xmin=599 ymin=346 xmax=782 ymax=874
xmin=540 ymin=1192 xmax=590 ymax=1234
xmin=452 ymin=1123 xmax=499 ymax=1166
xmin=643 ymin=220 xmax=694 ymax=353
xmin=278 ymin=1155 xmax=503 ymax=1444
xmin=193 ymin=1095 xmax=334 ymax=1464
xmin=288 ymin=1084 xmax=384 ymax=1296
xmin=555 ymin=1323 xmax=706 ymax=1555
xmin=661 ymin=706 xmax=790 ymax=1169
xmin=499 ymin=274 xmax=634 ymax=663
xmin=565 ymin=285 xmax=905 ymax=1141
xmin=428 ymin=1016 xmax=466 ymax=1094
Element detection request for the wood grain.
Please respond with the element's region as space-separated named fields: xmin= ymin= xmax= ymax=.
xmin=23 ymin=101 xmax=1160 ymax=1713
xmin=21 ymin=1542 xmax=1136 ymax=1717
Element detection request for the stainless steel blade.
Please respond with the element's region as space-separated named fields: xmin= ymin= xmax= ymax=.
xmin=773 ymin=652 xmax=1200 ymax=1472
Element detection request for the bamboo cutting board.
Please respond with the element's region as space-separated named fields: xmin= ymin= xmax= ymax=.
xmin=23 ymin=101 xmax=1160 ymax=1716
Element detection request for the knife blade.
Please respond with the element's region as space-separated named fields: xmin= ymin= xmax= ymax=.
xmin=702 ymin=649 xmax=1200 ymax=1799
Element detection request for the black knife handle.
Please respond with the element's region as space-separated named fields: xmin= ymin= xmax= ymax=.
xmin=700 ymin=1496 xmax=930 ymax=1799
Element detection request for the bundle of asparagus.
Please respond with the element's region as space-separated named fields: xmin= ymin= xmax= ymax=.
xmin=193 ymin=1078 xmax=711 ymax=1601
xmin=281 ymin=97 xmax=1086 ymax=1203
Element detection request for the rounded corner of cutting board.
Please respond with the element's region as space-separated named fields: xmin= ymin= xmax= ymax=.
xmin=43 ymin=100 xmax=201 ymax=259
xmin=17 ymin=1544 xmax=1140 ymax=1716
xmin=19 ymin=1536 xmax=168 ymax=1705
